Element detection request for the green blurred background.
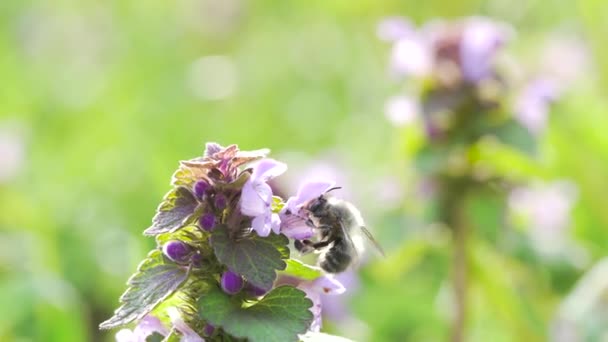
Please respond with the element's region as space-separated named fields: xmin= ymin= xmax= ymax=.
xmin=1 ymin=0 xmax=608 ymax=341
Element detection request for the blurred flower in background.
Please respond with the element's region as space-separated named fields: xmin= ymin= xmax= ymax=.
xmin=0 ymin=121 xmax=26 ymax=183
xmin=509 ymin=181 xmax=580 ymax=259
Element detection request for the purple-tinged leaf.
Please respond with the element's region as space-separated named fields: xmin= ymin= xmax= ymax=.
xmin=171 ymin=163 xmax=211 ymax=187
xmin=144 ymin=187 xmax=199 ymax=236
xmin=210 ymin=227 xmax=289 ymax=291
xmin=198 ymin=285 xmax=313 ymax=342
xmin=99 ymin=250 xmax=189 ymax=330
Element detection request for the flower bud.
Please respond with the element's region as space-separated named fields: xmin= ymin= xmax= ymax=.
xmin=221 ymin=270 xmax=243 ymax=295
xmin=203 ymin=324 xmax=215 ymax=336
xmin=199 ymin=213 xmax=216 ymax=231
xmin=191 ymin=252 xmax=203 ymax=268
xmin=193 ymin=180 xmax=210 ymax=200
xmin=245 ymin=283 xmax=268 ymax=297
xmin=162 ymin=241 xmax=192 ymax=264
xmin=214 ymin=193 xmax=227 ymax=211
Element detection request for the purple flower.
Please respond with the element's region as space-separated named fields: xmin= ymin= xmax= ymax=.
xmin=167 ymin=307 xmax=205 ymax=342
xmin=515 ymin=78 xmax=560 ymax=135
xmin=460 ymin=17 xmax=512 ymax=82
xmin=384 ymin=16 xmax=511 ymax=83
xmin=115 ymin=315 xmax=169 ymax=342
xmin=240 ymin=159 xmax=287 ymax=237
xmin=221 ymin=270 xmax=244 ymax=295
xmin=320 ymin=271 xmax=359 ymax=322
xmin=280 ymin=180 xmax=335 ymax=239
xmin=162 ymin=241 xmax=193 ymax=264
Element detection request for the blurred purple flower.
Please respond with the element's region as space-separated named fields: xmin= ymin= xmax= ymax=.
xmin=515 ymin=78 xmax=560 ymax=135
xmin=167 ymin=307 xmax=205 ymax=342
xmin=460 ymin=17 xmax=511 ymax=82
xmin=390 ymin=33 xmax=432 ymax=78
xmin=384 ymin=95 xmax=419 ymax=127
xmin=240 ymin=159 xmax=287 ymax=237
xmin=377 ymin=17 xmax=413 ymax=42
xmin=383 ymin=16 xmax=511 ymax=83
xmin=115 ymin=315 xmax=169 ymax=342
xmin=509 ymin=181 xmax=578 ymax=256
xmin=280 ymin=180 xmax=335 ymax=239
xmin=320 ymin=271 xmax=359 ymax=322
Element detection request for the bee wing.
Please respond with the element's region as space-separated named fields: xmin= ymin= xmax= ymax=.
xmin=336 ymin=219 xmax=360 ymax=263
xmin=359 ymin=226 xmax=385 ymax=257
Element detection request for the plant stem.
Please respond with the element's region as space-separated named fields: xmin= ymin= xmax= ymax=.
xmin=451 ymin=207 xmax=467 ymax=342
xmin=441 ymin=179 xmax=469 ymax=342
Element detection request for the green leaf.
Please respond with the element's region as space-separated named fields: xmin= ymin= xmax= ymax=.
xmin=99 ymin=250 xmax=189 ymax=329
xmin=490 ymin=119 xmax=537 ymax=156
xmin=280 ymin=259 xmax=323 ymax=281
xmin=145 ymin=186 xmax=200 ymax=235
xmin=198 ymin=285 xmax=313 ymax=342
xmin=211 ymin=228 xmax=289 ymax=290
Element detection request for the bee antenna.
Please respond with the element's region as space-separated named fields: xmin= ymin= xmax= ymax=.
xmin=325 ymin=186 xmax=342 ymax=193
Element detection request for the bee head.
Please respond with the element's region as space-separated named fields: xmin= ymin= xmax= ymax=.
xmin=307 ymin=186 xmax=342 ymax=214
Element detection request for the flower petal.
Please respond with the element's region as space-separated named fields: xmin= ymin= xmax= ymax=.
xmin=252 ymin=159 xmax=287 ymax=182
xmin=460 ymin=17 xmax=511 ymax=82
xmin=280 ymin=214 xmax=313 ymax=240
xmin=204 ymin=142 xmax=224 ymax=157
xmin=270 ymin=213 xmax=281 ymax=234
xmin=285 ymin=180 xmax=336 ymax=214
xmin=251 ymin=214 xmax=271 ymax=237
xmin=240 ymin=181 xmax=268 ymax=216
xmin=312 ymin=275 xmax=346 ymax=296
xmin=115 ymin=329 xmax=136 ymax=342
xmin=167 ymin=307 xmax=205 ymax=342
xmin=297 ymin=284 xmax=323 ymax=333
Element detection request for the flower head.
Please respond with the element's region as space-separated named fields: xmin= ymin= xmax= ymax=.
xmin=385 ymin=16 xmax=511 ymax=85
xmin=240 ymin=159 xmax=287 ymax=236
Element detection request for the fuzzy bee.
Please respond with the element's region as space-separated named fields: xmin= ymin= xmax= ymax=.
xmin=295 ymin=187 xmax=385 ymax=273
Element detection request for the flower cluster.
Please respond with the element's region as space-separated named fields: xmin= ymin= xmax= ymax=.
xmin=100 ymin=143 xmax=351 ymax=342
xmin=380 ymin=16 xmax=515 ymax=142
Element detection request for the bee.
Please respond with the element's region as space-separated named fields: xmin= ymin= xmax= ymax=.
xmin=295 ymin=187 xmax=385 ymax=273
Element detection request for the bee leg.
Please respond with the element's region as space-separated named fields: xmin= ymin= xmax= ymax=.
xmin=295 ymin=239 xmax=315 ymax=255
xmin=310 ymin=239 xmax=332 ymax=249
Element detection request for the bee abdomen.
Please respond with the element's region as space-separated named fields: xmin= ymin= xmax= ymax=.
xmin=320 ymin=241 xmax=352 ymax=274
